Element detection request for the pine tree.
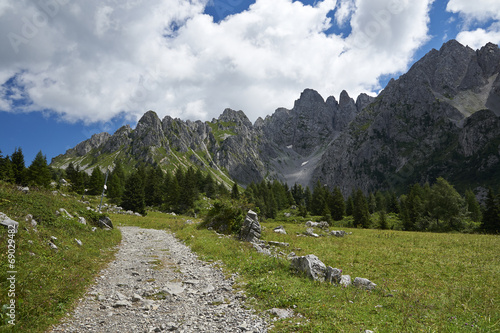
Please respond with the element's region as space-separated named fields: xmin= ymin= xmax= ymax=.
xmin=387 ymin=192 xmax=400 ymax=214
xmin=378 ymin=210 xmax=388 ymax=230
xmin=88 ymin=167 xmax=105 ymax=195
xmin=195 ymin=168 xmax=205 ymax=192
xmin=368 ymin=193 xmax=377 ymax=214
xmin=231 ymin=182 xmax=240 ymax=200
xmin=65 ymin=162 xmax=85 ymax=194
xmin=402 ymin=184 xmax=424 ymax=231
xmin=375 ymin=191 xmax=386 ymax=212
xmin=310 ymin=181 xmax=328 ymax=216
xmin=465 ymin=189 xmax=482 ymax=222
xmin=203 ymin=173 xmax=216 ymax=198
xmin=353 ymin=189 xmax=370 ymax=228
xmin=65 ymin=162 xmax=77 ymax=184
xmin=345 ymin=195 xmax=354 ymax=216
xmin=11 ymin=147 xmax=26 ymax=185
xmin=0 ymin=152 xmax=14 ymax=182
xmin=121 ymin=167 xmax=146 ymax=215
xmin=304 ymin=187 xmax=312 ymax=213
xmin=26 ymin=150 xmax=52 ymax=188
xmin=72 ymin=166 xmax=86 ymax=195
xmin=163 ymin=173 xmax=180 ymax=212
xmin=291 ymin=183 xmax=305 ymax=206
xmin=329 ymin=187 xmax=345 ymax=221
xmin=107 ymin=162 xmax=126 ymax=204
xmin=482 ymin=188 xmax=500 ymax=233
xmin=145 ymin=165 xmax=164 ymax=207
xmin=179 ymin=167 xmax=198 ymax=212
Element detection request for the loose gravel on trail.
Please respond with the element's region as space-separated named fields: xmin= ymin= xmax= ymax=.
xmin=48 ymin=226 xmax=268 ymax=333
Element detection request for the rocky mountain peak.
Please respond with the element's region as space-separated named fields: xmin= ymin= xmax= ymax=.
xmin=131 ymin=110 xmax=165 ymax=157
xmin=477 ymin=42 xmax=500 ymax=77
xmin=339 ymin=90 xmax=354 ymax=107
xmin=294 ymin=88 xmax=325 ymax=107
xmin=74 ymin=132 xmax=111 ymax=156
xmin=355 ymin=93 xmax=375 ymax=110
xmin=218 ymin=108 xmax=253 ymax=128
xmin=136 ymin=110 xmax=162 ymax=129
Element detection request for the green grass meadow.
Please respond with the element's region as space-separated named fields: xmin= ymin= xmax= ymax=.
xmin=0 ymin=180 xmax=497 ymax=333
xmin=115 ymin=212 xmax=499 ymax=333
xmin=0 ymin=183 xmax=121 ymax=333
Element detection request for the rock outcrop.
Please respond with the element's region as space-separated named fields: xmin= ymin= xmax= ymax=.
xmin=239 ymin=210 xmax=261 ymax=243
xmin=290 ymin=254 xmax=327 ymax=282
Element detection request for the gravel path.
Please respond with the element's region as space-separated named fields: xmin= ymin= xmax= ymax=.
xmin=48 ymin=226 xmax=268 ymax=333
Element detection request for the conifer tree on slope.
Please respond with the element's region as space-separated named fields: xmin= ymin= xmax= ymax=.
xmin=88 ymin=167 xmax=104 ymax=195
xmin=26 ymin=151 xmax=52 ymax=188
xmin=0 ymin=150 xmax=14 ymax=182
xmin=107 ymin=161 xmax=126 ymax=204
xmin=145 ymin=165 xmax=164 ymax=207
xmin=121 ymin=167 xmax=146 ymax=215
xmin=465 ymin=189 xmax=482 ymax=222
xmin=482 ymin=188 xmax=500 ymax=233
xmin=329 ymin=187 xmax=345 ymax=221
xmin=353 ymin=189 xmax=370 ymax=228
xmin=11 ymin=147 xmax=26 ymax=185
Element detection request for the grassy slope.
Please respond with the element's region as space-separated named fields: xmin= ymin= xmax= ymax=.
xmin=115 ymin=211 xmax=499 ymax=333
xmin=0 ymin=182 xmax=121 ymax=333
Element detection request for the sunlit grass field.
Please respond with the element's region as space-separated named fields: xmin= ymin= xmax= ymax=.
xmin=0 ymin=183 xmax=121 ymax=333
xmin=115 ymin=211 xmax=499 ymax=332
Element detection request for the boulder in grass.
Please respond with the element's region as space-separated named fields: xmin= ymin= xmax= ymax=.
xmin=98 ymin=216 xmax=113 ymax=229
xmin=326 ymin=267 xmax=342 ymax=284
xmin=330 ymin=230 xmax=346 ymax=237
xmin=273 ymin=225 xmax=287 ymax=234
xmin=353 ymin=277 xmax=376 ymax=290
xmin=340 ymin=275 xmax=352 ymax=287
xmin=0 ymin=213 xmax=18 ymax=233
xmin=0 ymin=213 xmax=19 ymax=233
xmin=290 ymin=254 xmax=327 ymax=282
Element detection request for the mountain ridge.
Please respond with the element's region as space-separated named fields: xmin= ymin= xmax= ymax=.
xmin=51 ymin=40 xmax=500 ymax=194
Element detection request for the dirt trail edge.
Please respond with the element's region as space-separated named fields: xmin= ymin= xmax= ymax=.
xmin=49 ymin=226 xmax=268 ymax=333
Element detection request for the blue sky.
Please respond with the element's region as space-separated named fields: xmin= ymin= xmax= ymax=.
xmin=1 ymin=0 xmax=499 ymax=164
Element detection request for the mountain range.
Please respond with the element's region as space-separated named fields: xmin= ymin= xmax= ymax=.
xmin=51 ymin=40 xmax=500 ymax=194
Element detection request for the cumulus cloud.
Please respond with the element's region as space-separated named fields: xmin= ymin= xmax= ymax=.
xmin=0 ymin=0 xmax=435 ymax=125
xmin=335 ymin=0 xmax=356 ymax=27
xmin=447 ymin=0 xmax=500 ymax=49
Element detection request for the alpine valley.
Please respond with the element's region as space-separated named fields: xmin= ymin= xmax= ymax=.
xmin=51 ymin=40 xmax=500 ymax=194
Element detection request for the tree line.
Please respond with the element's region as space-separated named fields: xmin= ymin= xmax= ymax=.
xmin=65 ymin=161 xmax=233 ymax=216
xmin=243 ymin=178 xmax=499 ymax=234
xmin=0 ymin=148 xmax=53 ymax=188
xmin=1 ymin=147 xmax=499 ymax=233
xmin=0 ymin=148 xmax=232 ymax=216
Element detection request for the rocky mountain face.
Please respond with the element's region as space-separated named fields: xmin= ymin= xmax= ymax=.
xmin=312 ymin=40 xmax=500 ymax=193
xmin=51 ymin=40 xmax=500 ymax=194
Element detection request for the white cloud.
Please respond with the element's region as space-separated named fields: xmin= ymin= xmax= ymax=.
xmin=446 ymin=0 xmax=500 ymax=22
xmin=0 ymin=0 xmax=435 ymax=125
xmin=447 ymin=0 xmax=500 ymax=49
xmin=335 ymin=0 xmax=356 ymax=27
xmin=455 ymin=24 xmax=500 ymax=50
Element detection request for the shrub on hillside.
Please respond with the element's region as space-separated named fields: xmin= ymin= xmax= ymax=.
xmin=200 ymin=200 xmax=251 ymax=234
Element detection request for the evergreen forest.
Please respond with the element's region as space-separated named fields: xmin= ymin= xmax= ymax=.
xmin=1 ymin=147 xmax=499 ymax=234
